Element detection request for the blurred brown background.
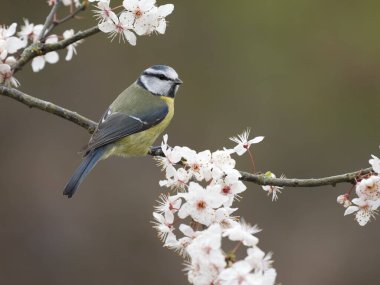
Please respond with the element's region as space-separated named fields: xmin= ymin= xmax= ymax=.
xmin=1 ymin=1 xmax=380 ymax=284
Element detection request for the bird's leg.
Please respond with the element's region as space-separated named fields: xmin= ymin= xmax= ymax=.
xmin=149 ymin=145 xmax=164 ymax=156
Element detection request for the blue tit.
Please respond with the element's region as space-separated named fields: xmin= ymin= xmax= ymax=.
xmin=63 ymin=65 xmax=182 ymax=198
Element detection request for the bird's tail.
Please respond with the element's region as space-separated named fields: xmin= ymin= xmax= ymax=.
xmin=63 ymin=147 xmax=106 ymax=198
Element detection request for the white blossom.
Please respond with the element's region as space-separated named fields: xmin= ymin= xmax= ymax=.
xmin=337 ymin=194 xmax=351 ymax=208
xmin=0 ymin=23 xmax=25 ymax=58
xmin=133 ymin=4 xmax=174 ymax=36
xmin=218 ymin=261 xmax=258 ymax=285
xmin=261 ymin=172 xmax=283 ymax=201
xmin=152 ymin=134 xmax=276 ymax=285
xmin=178 ymin=182 xmax=228 ymax=226
xmin=214 ymin=171 xmax=246 ymax=207
xmin=152 ymin=211 xmax=175 ymax=242
xmin=369 ymin=154 xmax=380 ymax=174
xmin=63 ymin=29 xmax=81 ymax=61
xmin=223 ymin=220 xmax=261 ymax=247
xmin=0 ymin=64 xmax=19 ymax=87
xmin=344 ymin=197 xmax=380 ymax=226
xmin=245 ymin=247 xmax=273 ymax=273
xmin=186 ymin=225 xmax=226 ymax=285
xmin=95 ymin=0 xmax=174 ymax=44
xmin=182 ymin=148 xmax=212 ymax=181
xmin=17 ymin=19 xmax=35 ymax=45
xmin=230 ymin=128 xmax=264 ymax=156
xmin=93 ymin=0 xmax=113 ymax=22
xmin=187 ymin=224 xmax=225 ymax=266
xmin=165 ymin=224 xmax=198 ymax=256
xmin=123 ymin=0 xmax=157 ymax=32
xmin=31 ymin=35 xmax=59 ymax=72
xmin=155 ymin=133 xmax=182 ymax=175
xmin=211 ymin=207 xmax=239 ymax=229
xmin=355 ymin=175 xmax=380 ymax=201
xmin=211 ymin=149 xmax=236 ymax=171
xmin=219 ymin=260 xmax=276 ymax=285
xmin=98 ymin=11 xmax=137 ymax=45
xmin=159 ymin=167 xmax=191 ymax=190
xmin=154 ymin=193 xmax=182 ymax=215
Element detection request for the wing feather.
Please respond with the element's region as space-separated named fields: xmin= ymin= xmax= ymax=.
xmin=84 ymin=103 xmax=168 ymax=154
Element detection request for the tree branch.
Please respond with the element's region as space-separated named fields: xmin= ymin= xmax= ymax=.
xmin=12 ymin=25 xmax=100 ymax=73
xmin=38 ymin=0 xmax=62 ymax=41
xmin=0 ymin=86 xmax=373 ymax=188
xmin=239 ymin=168 xmax=373 ymax=187
xmin=0 ymin=86 xmax=97 ymax=133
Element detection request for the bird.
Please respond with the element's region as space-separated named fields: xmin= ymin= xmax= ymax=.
xmin=63 ymin=65 xmax=183 ymax=198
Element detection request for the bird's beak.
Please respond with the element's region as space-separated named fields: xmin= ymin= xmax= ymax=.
xmin=174 ymin=78 xmax=183 ymax=85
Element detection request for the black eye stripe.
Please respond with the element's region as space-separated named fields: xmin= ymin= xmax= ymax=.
xmin=143 ymin=72 xmax=170 ymax=81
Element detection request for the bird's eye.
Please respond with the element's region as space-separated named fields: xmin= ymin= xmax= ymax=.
xmin=158 ymin=74 xmax=167 ymax=80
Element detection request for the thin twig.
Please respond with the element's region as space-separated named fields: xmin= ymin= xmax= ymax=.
xmin=0 ymin=85 xmax=373 ymax=188
xmin=44 ymin=2 xmax=88 ymax=38
xmin=38 ymin=0 xmax=62 ymax=41
xmin=12 ymin=25 xmax=100 ymax=73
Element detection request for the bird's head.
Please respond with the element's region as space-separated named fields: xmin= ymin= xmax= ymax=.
xmin=137 ymin=65 xmax=183 ymax=98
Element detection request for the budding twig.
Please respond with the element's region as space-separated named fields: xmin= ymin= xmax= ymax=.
xmin=44 ymin=2 xmax=88 ymax=38
xmin=0 ymin=85 xmax=373 ymax=189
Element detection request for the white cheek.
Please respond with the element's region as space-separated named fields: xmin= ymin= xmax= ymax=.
xmin=156 ymin=81 xmax=172 ymax=95
xmin=143 ymin=77 xmax=171 ymax=95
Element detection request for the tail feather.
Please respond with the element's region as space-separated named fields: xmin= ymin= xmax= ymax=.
xmin=63 ymin=147 xmax=106 ymax=198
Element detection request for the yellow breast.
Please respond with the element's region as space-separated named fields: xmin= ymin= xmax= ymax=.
xmin=108 ymin=97 xmax=175 ymax=158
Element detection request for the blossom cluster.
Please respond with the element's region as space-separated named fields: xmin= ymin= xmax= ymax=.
xmin=0 ymin=0 xmax=175 ymax=88
xmin=152 ymin=132 xmax=277 ymax=285
xmin=0 ymin=23 xmax=24 ymax=87
xmin=92 ymin=0 xmax=174 ymax=46
xmin=338 ymin=149 xmax=380 ymax=226
xmin=0 ymin=19 xmax=80 ymax=86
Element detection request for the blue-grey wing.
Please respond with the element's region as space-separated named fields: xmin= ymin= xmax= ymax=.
xmin=84 ymin=104 xmax=168 ymax=154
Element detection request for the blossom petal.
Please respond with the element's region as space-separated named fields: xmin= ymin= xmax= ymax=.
xmin=356 ymin=210 xmax=371 ymax=226
xmin=344 ymin=206 xmax=359 ymax=216
xmin=249 ymin=136 xmax=265 ymax=144
xmin=5 ymin=23 xmax=17 ymax=37
xmin=140 ymin=0 xmax=156 ymax=12
xmin=123 ymin=29 xmax=137 ymax=46
xmin=119 ymin=12 xmax=135 ymax=29
xmin=45 ymin=51 xmax=59 ymax=64
xmin=5 ymin=37 xmax=24 ymax=54
xmin=369 ymin=154 xmax=380 ymax=174
xmin=158 ymin=4 xmax=174 ymax=17
xmin=156 ymin=19 xmax=167 ymax=34
xmin=234 ymin=144 xmax=247 ymax=156
xmin=122 ymin=0 xmax=139 ymax=10
xmin=31 ymin=56 xmax=45 ymax=72
xmin=65 ymin=46 xmax=74 ymax=61
xmin=98 ymin=20 xmax=115 ymax=33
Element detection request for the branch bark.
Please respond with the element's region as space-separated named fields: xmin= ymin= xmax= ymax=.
xmin=0 ymin=85 xmax=373 ymax=188
xmin=0 ymin=86 xmax=97 ymax=132
xmin=240 ymin=168 xmax=372 ymax=187
xmin=38 ymin=0 xmax=62 ymax=41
